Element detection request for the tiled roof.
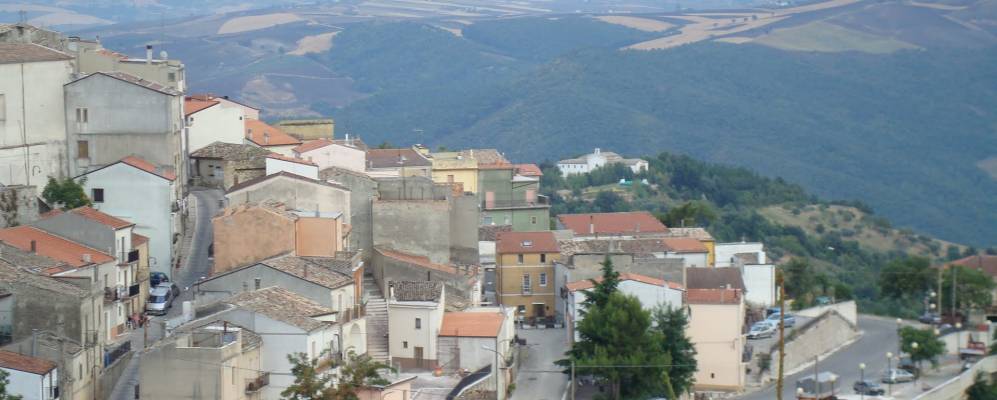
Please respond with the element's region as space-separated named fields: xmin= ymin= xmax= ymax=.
xmin=184 ymin=97 xmax=219 ymax=116
xmin=0 ymin=350 xmax=56 ymax=375
xmin=0 ymin=43 xmax=72 ymax=64
xmin=225 ymin=287 xmax=334 ymax=332
xmin=376 ymin=247 xmax=458 ymax=275
xmin=292 ymin=139 xmax=334 ymax=154
xmin=80 ymin=72 xmax=181 ymax=96
xmin=367 ymin=149 xmax=431 ymax=168
xmin=261 ymin=255 xmax=353 ymax=289
xmin=558 ymin=238 xmax=670 ymax=256
xmin=190 ymin=142 xmax=271 ymax=161
xmin=119 ymin=156 xmax=176 ymax=181
xmin=514 ymin=164 xmax=543 ymax=177
xmin=662 ymin=227 xmax=715 ymax=241
xmin=265 ymin=153 xmax=317 ymax=166
xmin=946 ymin=255 xmax=997 ymax=277
xmin=67 ymin=206 xmax=133 ymax=229
xmin=0 ymin=226 xmax=113 ymax=270
xmin=479 ymin=225 xmax=512 ymax=241
xmin=189 ymin=94 xmax=260 ymax=111
xmin=439 ymin=312 xmax=504 ymax=337
xmin=0 ymin=251 xmax=89 ymax=298
xmin=225 ymin=171 xmax=347 ymax=195
xmin=460 ymin=149 xmax=508 ymax=166
xmin=661 ymin=237 xmax=708 ymax=254
xmin=496 ymin=231 xmax=559 ymax=254
xmin=392 ymin=281 xmax=443 ymax=302
xmin=558 ymin=212 xmax=667 ymax=236
xmin=246 ymin=120 xmax=301 ymax=147
xmin=687 ymin=288 xmax=741 ymax=305
xmin=566 ymin=272 xmax=682 ymax=292
xmin=131 ymin=233 xmax=148 ymax=246
xmin=686 ymin=268 xmax=745 ymax=291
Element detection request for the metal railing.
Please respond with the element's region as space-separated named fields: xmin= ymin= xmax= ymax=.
xmin=340 ymin=304 xmax=367 ymax=323
xmin=104 ymin=340 xmax=131 ymax=367
xmin=482 ymin=195 xmax=550 ymax=210
xmin=245 ymin=372 xmax=270 ymax=394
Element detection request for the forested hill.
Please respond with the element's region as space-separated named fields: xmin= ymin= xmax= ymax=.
xmin=312 ymin=20 xmax=997 ymax=247
xmin=541 ymin=151 xmax=980 ymax=316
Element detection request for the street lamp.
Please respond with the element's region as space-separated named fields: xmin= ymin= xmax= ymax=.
xmin=796 ymin=387 xmax=804 ymax=399
xmin=912 ymin=342 xmax=920 ymax=388
xmin=481 ymin=345 xmax=501 ymax=394
xmin=859 ymin=363 xmax=866 ymax=400
xmin=897 ymin=318 xmax=904 ymax=353
xmin=886 ymin=352 xmax=894 ymax=396
xmin=956 ymin=322 xmax=963 ymax=351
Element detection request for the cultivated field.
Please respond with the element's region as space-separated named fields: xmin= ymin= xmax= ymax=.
xmin=752 ymin=20 xmax=920 ymax=53
xmin=288 ymin=31 xmax=338 ymax=55
xmin=217 ymin=13 xmax=303 ymax=35
xmin=595 ymin=15 xmax=674 ymax=32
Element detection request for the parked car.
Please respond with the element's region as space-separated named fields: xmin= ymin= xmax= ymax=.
xmin=747 ymin=321 xmax=776 ymax=339
xmin=150 ymin=272 xmax=169 ymax=287
xmin=853 ymin=380 xmax=886 ymax=395
xmin=881 ymin=368 xmax=916 ymax=383
xmin=766 ymin=307 xmax=781 ymax=317
xmin=146 ymin=283 xmax=179 ymax=315
xmin=918 ymin=312 xmax=941 ymax=324
xmin=815 ymin=296 xmax=832 ymax=306
xmin=767 ymin=312 xmax=797 ymax=328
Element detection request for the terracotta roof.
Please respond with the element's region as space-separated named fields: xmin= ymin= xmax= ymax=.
xmin=225 ymin=170 xmax=347 ymax=195
xmin=184 ymin=97 xmax=219 ymax=116
xmin=190 ymin=141 xmax=271 ymax=161
xmin=116 ymin=156 xmax=176 ymax=181
xmin=0 ymin=350 xmax=56 ymax=375
xmin=392 ymin=281 xmax=443 ymax=302
xmin=265 ymin=153 xmax=317 ymax=166
xmin=0 ymin=43 xmax=72 ymax=64
xmin=461 ymin=149 xmax=508 ymax=166
xmin=514 ymin=164 xmax=543 ymax=177
xmin=662 ymin=227 xmax=715 ymax=241
xmin=947 ymin=255 xmax=997 ymax=277
xmin=292 ymin=139 xmax=335 ymax=154
xmin=131 ymin=233 xmax=148 ymax=246
xmin=439 ymin=312 xmax=504 ymax=337
xmin=367 ymin=149 xmax=432 ymax=168
xmin=225 ymin=287 xmax=334 ymax=332
xmin=68 ymin=206 xmax=133 ymax=229
xmin=75 ymin=72 xmax=181 ymax=96
xmin=246 ymin=120 xmax=301 ymax=147
xmin=479 ymin=225 xmax=512 ymax=241
xmin=687 ymin=288 xmax=741 ymax=305
xmin=189 ymin=94 xmax=260 ymax=110
xmin=376 ymin=247 xmax=458 ymax=275
xmin=566 ymin=272 xmax=682 ymax=292
xmin=558 ymin=212 xmax=667 ymax=236
xmin=661 ymin=237 xmax=708 ymax=254
xmin=496 ymin=231 xmax=559 ymax=254
xmin=558 ymin=238 xmax=669 ymax=257
xmin=0 ymin=249 xmax=89 ymax=297
xmin=686 ymin=268 xmax=745 ymax=291
xmin=261 ymin=255 xmax=353 ymax=289
xmin=0 ymin=226 xmax=113 ymax=270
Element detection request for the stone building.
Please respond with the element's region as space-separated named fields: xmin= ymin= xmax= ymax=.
xmin=189 ymin=142 xmax=269 ymax=190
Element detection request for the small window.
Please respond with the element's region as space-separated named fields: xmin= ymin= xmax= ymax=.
xmin=403 ymin=341 xmax=408 ymax=349
xmin=522 ymin=274 xmax=531 ymax=292
xmin=167 ymin=72 xmax=176 ymax=82
xmin=531 ymin=216 xmax=538 ymax=224
xmin=516 ymin=305 xmax=526 ymax=314
xmin=540 ymin=254 xmax=547 ymax=263
xmin=77 ymin=140 xmax=89 ymax=159
xmin=91 ymin=188 xmax=104 ymax=203
xmin=517 ymin=254 xmax=524 ymax=264
xmin=447 ymin=174 xmax=454 ymax=183
xmin=75 ymin=108 xmax=88 ymax=123
xmin=539 ymin=273 xmax=547 ymax=287
xmin=415 ymin=318 xmax=421 ymax=329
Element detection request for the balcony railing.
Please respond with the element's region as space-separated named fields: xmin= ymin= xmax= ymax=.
xmin=126 ymin=249 xmax=139 ymax=263
xmin=245 ymin=372 xmax=270 ymax=394
xmin=521 ymin=286 xmax=532 ymax=295
xmin=104 ymin=340 xmax=131 ymax=367
xmin=340 ymin=304 xmax=366 ymax=323
xmin=483 ymin=195 xmax=549 ymax=210
xmin=105 ymin=284 xmax=139 ymax=302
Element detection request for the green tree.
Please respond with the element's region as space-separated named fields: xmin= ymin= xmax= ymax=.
xmin=899 ymin=326 xmax=945 ymax=369
xmin=782 ymin=258 xmax=816 ymax=300
xmin=659 ymin=201 xmax=717 ymax=228
xmin=592 ymin=190 xmax=628 ymax=212
xmin=282 ymin=350 xmax=394 ymax=400
xmin=879 ymin=257 xmax=934 ymax=300
xmin=0 ymin=370 xmax=22 ymax=400
xmin=41 ymin=177 xmax=90 ymax=209
xmin=941 ymin=265 xmax=995 ymax=312
xmin=966 ymin=373 xmax=997 ymax=400
xmin=582 ymin=257 xmax=620 ymax=310
xmin=651 ymin=305 xmax=698 ymax=395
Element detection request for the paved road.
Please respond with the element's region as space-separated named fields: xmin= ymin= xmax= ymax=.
xmin=737 ymin=315 xmax=902 ymax=400
xmin=512 ymin=328 xmax=569 ymax=400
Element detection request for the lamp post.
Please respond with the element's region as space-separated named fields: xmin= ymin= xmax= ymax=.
xmin=912 ymin=342 xmax=920 ymax=388
xmin=796 ymin=387 xmax=804 ymax=399
xmin=956 ymin=322 xmax=963 ymax=353
xmin=481 ymin=345 xmax=501 ymax=395
xmin=896 ymin=318 xmax=904 ymax=354
xmin=859 ymin=363 xmax=866 ymax=400
xmin=886 ymin=351 xmax=894 ymax=396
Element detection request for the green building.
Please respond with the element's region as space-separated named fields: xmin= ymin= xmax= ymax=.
xmin=478 ymin=164 xmax=549 ymax=231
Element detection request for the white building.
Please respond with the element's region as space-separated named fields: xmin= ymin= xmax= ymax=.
xmin=0 ymin=43 xmax=74 ymax=186
xmin=0 ymin=350 xmax=58 ymax=400
xmin=437 ymin=308 xmax=516 ymax=400
xmin=716 ymin=242 xmax=775 ymax=306
xmin=291 ymin=137 xmax=367 ymax=173
xmin=184 ymin=95 xmax=247 ymax=153
xmin=76 ymin=156 xmax=177 ymax=275
xmin=715 ymin=242 xmax=767 ymax=268
xmin=661 ymin=237 xmax=710 ymax=269
xmin=264 ymin=154 xmax=318 ymax=179
xmin=556 ymin=148 xmax=648 ymax=176
xmin=565 ymin=272 xmax=683 ymax=342
xmin=387 ymin=281 xmax=445 ymax=370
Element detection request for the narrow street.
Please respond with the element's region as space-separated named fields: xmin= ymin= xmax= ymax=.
xmin=107 ymin=188 xmax=223 ymax=400
xmin=511 ymin=328 xmax=569 ymax=400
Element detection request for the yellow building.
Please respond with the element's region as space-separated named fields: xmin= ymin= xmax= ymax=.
xmin=495 ymin=231 xmax=561 ymax=319
xmin=431 ymin=153 xmax=480 ymax=193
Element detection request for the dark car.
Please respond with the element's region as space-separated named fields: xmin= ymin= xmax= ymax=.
xmin=854 ymin=380 xmax=885 ymax=395
xmin=150 ymin=272 xmax=169 ymax=287
xmin=919 ymin=312 xmax=941 ymax=324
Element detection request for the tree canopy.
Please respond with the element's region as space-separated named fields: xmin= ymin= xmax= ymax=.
xmin=899 ymin=326 xmax=945 ymax=369
xmin=41 ymin=177 xmax=90 ymax=209
xmin=879 ymin=257 xmax=935 ymax=300
xmin=282 ymin=350 xmax=394 ymax=400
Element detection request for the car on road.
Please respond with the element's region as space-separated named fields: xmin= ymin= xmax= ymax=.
xmin=881 ymin=368 xmax=916 ymax=384
xmin=853 ymin=380 xmax=886 ymax=395
xmin=747 ymin=321 xmax=776 ymax=339
xmin=146 ymin=283 xmax=180 ymax=315
xmin=150 ymin=272 xmax=169 ymax=287
xmin=766 ymin=307 xmax=781 ymax=317
xmin=767 ymin=312 xmax=797 ymax=328
xmin=918 ymin=312 xmax=941 ymax=324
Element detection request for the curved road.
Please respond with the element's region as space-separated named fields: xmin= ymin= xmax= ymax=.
xmin=737 ymin=315 xmax=901 ymax=400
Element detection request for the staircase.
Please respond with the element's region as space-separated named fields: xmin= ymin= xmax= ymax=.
xmin=363 ymin=276 xmax=390 ymax=363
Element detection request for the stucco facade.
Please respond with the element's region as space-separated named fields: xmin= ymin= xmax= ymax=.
xmin=430 ymin=155 xmax=479 ymax=194
xmin=294 ymin=140 xmax=366 ymax=173
xmin=319 ymin=168 xmax=377 ymax=258
xmin=566 ymin=276 xmax=683 ymax=342
xmin=387 ymin=287 xmax=445 ymax=370
xmin=688 ymin=289 xmax=745 ymax=392
xmin=225 ymin=172 xmax=351 ymax=225
xmin=275 ymin=119 xmax=334 ymax=140
xmin=185 ymin=101 xmax=246 ymax=153
xmin=478 ymin=167 xmax=549 ymax=232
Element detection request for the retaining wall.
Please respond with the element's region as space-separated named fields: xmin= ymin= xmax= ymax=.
xmin=795 ymin=300 xmax=857 ymax=325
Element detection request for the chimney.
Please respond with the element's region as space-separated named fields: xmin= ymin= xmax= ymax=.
xmin=82 ymin=253 xmax=92 ymax=263
xmin=246 ymin=128 xmax=252 ymax=139
xmin=263 ymin=132 xmax=270 ymax=145
xmin=29 ymin=240 xmax=36 ymax=254
xmin=254 ymin=278 xmax=261 ymax=290
xmin=145 ymin=45 xmax=152 ymax=64
xmin=589 ymin=215 xmax=595 ymax=235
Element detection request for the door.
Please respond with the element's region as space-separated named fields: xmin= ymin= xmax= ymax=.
xmin=533 ymin=303 xmax=545 ymax=318
xmin=485 ymin=191 xmax=495 ymax=209
xmin=414 ymin=346 xmax=425 ymax=368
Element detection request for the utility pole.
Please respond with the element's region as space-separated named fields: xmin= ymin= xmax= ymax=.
xmin=571 ymin=361 xmax=576 ymax=400
xmin=776 ymin=270 xmax=786 ymax=400
xmin=951 ymin=266 xmax=958 ymax=323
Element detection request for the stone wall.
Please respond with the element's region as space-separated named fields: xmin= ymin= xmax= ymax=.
xmin=796 ymin=300 xmax=857 ymax=325
xmin=764 ymin=309 xmax=859 ymax=382
xmin=0 ymin=185 xmax=38 ymax=228
xmin=320 ymin=168 xmax=377 ymax=259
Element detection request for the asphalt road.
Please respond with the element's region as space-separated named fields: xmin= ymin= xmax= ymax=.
xmin=737 ymin=315 xmax=902 ymax=400
xmin=166 ymin=188 xmax=223 ymax=318
xmin=512 ymin=328 xmax=569 ymax=400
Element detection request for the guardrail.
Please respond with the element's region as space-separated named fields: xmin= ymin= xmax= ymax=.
xmin=446 ymin=365 xmax=492 ymax=400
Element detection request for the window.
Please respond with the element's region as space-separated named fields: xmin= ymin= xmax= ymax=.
xmin=167 ymin=72 xmax=176 ymax=82
xmin=75 ymin=108 xmax=88 ymax=123
xmin=0 ymin=94 xmax=5 ymax=121
xmin=517 ymin=254 xmax=524 ymax=264
xmin=522 ymin=274 xmax=531 ymax=293
xmin=540 ymin=254 xmax=547 ymax=263
xmin=539 ymin=273 xmax=547 ymax=287
xmin=403 ymin=341 xmax=408 ymax=349
xmin=415 ymin=318 xmax=421 ymax=329
xmin=447 ymin=174 xmax=454 ymax=183
xmin=77 ymin=140 xmax=89 ymax=159
xmin=531 ymin=216 xmax=538 ymax=225
xmin=91 ymin=188 xmax=104 ymax=203
xmin=517 ymin=305 xmax=526 ymax=314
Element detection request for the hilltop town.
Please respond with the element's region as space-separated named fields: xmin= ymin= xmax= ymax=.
xmin=0 ymin=22 xmax=996 ymax=400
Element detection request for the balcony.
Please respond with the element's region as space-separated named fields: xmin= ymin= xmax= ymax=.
xmin=245 ymin=373 xmax=270 ymax=394
xmin=339 ymin=304 xmax=366 ymax=323
xmin=105 ymin=284 xmax=139 ymax=302
xmin=482 ymin=195 xmax=549 ymax=210
xmin=126 ymin=249 xmax=139 ymax=263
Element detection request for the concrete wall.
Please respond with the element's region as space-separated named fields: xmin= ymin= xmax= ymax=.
xmin=196 ymin=264 xmax=335 ymax=307
xmin=387 ymin=301 xmax=444 ymax=370
xmin=140 ymin=330 xmax=261 ymax=400
xmin=3 ymin=367 xmax=48 ymax=400
xmin=715 ymin=242 xmax=766 ymax=268
xmin=689 ymin=301 xmax=745 ymax=392
xmin=226 ymin=175 xmax=351 ymax=224
xmin=31 ymin=212 xmax=116 ymax=255
xmin=296 ymin=143 xmax=365 ymax=173
xmin=294 ymin=217 xmax=341 ymax=257
xmin=265 ymin=158 xmax=318 ymax=179
xmin=80 ymin=163 xmax=174 ymax=274
xmin=372 ymin=251 xmax=476 ymax=303
xmin=742 ymin=264 xmax=776 ymax=307
xmin=450 ymin=195 xmax=480 ymax=265
xmin=0 ymin=59 xmax=73 ymax=185
xmin=186 ymin=105 xmax=245 ymax=153
xmin=216 ymin=308 xmax=313 ymax=400
xmin=567 ymin=254 xmax=684 ymax=285
xmin=319 ymin=168 xmax=376 ymax=258
xmin=766 ymin=310 xmax=859 ymax=383
xmin=0 ymin=185 xmax=39 ymax=227
xmin=796 ymin=300 xmax=858 ymax=326
xmin=915 ymin=354 xmax=997 ymax=400
xmin=275 ymin=119 xmax=334 ymax=140
xmin=374 ymin=200 xmax=451 ymax=265
xmin=76 ymin=48 xmax=185 ymax=92
xmin=212 ymin=207 xmax=294 ymax=274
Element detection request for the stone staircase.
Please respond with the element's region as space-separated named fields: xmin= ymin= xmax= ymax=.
xmin=363 ymin=276 xmax=390 ymax=363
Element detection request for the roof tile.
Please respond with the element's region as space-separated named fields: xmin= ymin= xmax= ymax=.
xmin=246 ymin=120 xmax=301 ymax=146
xmin=0 ymin=226 xmax=113 ymax=269
xmin=439 ymin=312 xmax=504 ymax=337
xmin=225 ymin=287 xmax=334 ymax=332
xmin=496 ymin=231 xmax=559 ymax=254
xmin=687 ymin=288 xmax=741 ymax=305
xmin=0 ymin=350 xmax=56 ymax=375
xmin=0 ymin=43 xmax=72 ymax=64
xmin=558 ymin=212 xmax=667 ymax=236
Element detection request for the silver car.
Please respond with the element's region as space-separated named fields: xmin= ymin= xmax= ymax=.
xmin=146 ymin=284 xmax=176 ymax=315
xmin=881 ymin=368 xmax=915 ymax=383
xmin=747 ymin=321 xmax=776 ymax=339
